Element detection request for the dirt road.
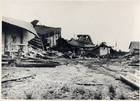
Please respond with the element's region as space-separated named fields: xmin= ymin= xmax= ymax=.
xmin=2 ymin=58 xmax=139 ymax=99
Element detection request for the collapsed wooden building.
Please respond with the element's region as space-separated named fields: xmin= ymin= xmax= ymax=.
xmin=53 ymin=35 xmax=120 ymax=58
xmin=29 ymin=20 xmax=61 ymax=50
xmin=2 ymin=17 xmax=61 ymax=67
xmin=67 ymin=35 xmax=95 ymax=57
xmin=2 ymin=17 xmax=39 ymax=59
xmin=91 ymin=42 xmax=112 ymax=58
xmin=53 ymin=34 xmax=95 ymax=58
xmin=2 ymin=17 xmax=127 ymax=62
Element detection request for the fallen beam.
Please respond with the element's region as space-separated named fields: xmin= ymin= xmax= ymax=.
xmin=75 ymin=83 xmax=103 ymax=86
xmin=120 ymin=74 xmax=139 ymax=89
xmin=2 ymin=75 xmax=36 ymax=83
xmin=16 ymin=61 xmax=60 ymax=67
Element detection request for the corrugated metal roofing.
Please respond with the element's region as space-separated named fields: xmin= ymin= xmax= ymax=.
xmin=34 ymin=25 xmax=61 ymax=37
xmin=2 ymin=17 xmax=38 ymax=37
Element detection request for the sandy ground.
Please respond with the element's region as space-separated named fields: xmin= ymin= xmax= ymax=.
xmin=2 ymin=58 xmax=139 ymax=99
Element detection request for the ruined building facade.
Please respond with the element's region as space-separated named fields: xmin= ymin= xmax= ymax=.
xmin=29 ymin=21 xmax=61 ymax=50
xmin=2 ymin=17 xmax=38 ymax=58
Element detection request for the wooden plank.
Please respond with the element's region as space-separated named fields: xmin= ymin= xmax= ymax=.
xmin=120 ymin=74 xmax=139 ymax=89
xmin=2 ymin=61 xmax=9 ymax=65
xmin=16 ymin=61 xmax=59 ymax=67
xmin=2 ymin=75 xmax=35 ymax=83
xmin=75 ymin=83 xmax=103 ymax=86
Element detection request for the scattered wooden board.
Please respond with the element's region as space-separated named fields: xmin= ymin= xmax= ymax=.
xmin=2 ymin=75 xmax=36 ymax=83
xmin=76 ymin=83 xmax=103 ymax=86
xmin=120 ymin=74 xmax=139 ymax=89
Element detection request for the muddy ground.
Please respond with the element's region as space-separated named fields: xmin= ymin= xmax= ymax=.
xmin=2 ymin=58 xmax=139 ymax=99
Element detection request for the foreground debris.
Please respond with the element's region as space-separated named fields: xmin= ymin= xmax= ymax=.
xmin=2 ymin=58 xmax=139 ymax=100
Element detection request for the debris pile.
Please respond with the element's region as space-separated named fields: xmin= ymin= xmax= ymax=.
xmin=2 ymin=60 xmax=139 ymax=99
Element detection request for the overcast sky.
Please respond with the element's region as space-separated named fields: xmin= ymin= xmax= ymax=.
xmin=2 ymin=0 xmax=140 ymax=51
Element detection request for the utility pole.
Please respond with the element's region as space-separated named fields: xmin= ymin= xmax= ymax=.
xmin=115 ymin=41 xmax=117 ymax=50
xmin=74 ymin=33 xmax=76 ymax=39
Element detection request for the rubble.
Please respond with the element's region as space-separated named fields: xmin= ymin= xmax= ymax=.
xmin=2 ymin=58 xmax=139 ymax=99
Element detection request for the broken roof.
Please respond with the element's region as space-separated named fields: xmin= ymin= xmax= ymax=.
xmin=99 ymin=42 xmax=112 ymax=48
xmin=2 ymin=17 xmax=38 ymax=37
xmin=34 ymin=25 xmax=61 ymax=37
xmin=68 ymin=38 xmax=95 ymax=48
xmin=129 ymin=41 xmax=140 ymax=49
xmin=92 ymin=42 xmax=112 ymax=50
xmin=68 ymin=38 xmax=84 ymax=47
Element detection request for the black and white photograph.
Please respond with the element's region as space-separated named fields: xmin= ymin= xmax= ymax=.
xmin=1 ymin=0 xmax=140 ymax=100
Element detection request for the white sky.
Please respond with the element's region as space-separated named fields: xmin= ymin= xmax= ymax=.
xmin=2 ymin=0 xmax=140 ymax=51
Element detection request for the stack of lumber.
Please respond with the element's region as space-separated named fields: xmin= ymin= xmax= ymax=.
xmin=2 ymin=55 xmax=13 ymax=66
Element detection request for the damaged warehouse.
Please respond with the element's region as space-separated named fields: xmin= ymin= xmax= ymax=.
xmin=2 ymin=17 xmax=39 ymax=65
xmin=2 ymin=17 xmax=39 ymax=56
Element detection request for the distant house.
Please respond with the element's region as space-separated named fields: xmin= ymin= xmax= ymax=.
xmin=129 ymin=41 xmax=140 ymax=54
xmin=92 ymin=42 xmax=112 ymax=57
xmin=67 ymin=35 xmax=95 ymax=56
xmin=2 ymin=17 xmax=38 ymax=58
xmin=29 ymin=21 xmax=61 ymax=50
